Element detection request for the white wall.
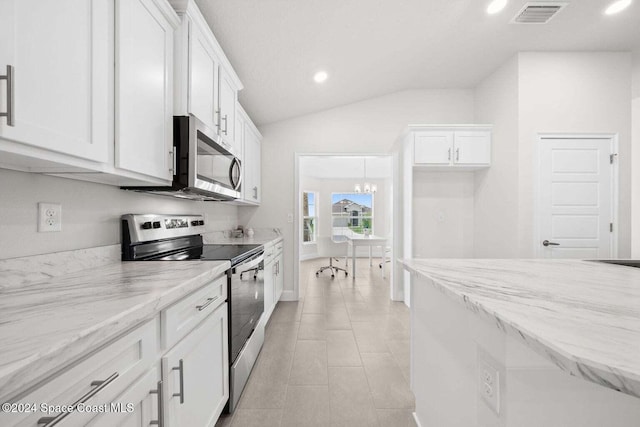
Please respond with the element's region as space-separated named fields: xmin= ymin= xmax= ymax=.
xmin=632 ymin=50 xmax=640 ymax=258
xmin=473 ymin=56 xmax=520 ymax=258
xmin=245 ymin=89 xmax=475 ymax=296
xmin=0 ymin=168 xmax=238 ymax=259
xmin=412 ymin=171 xmax=475 ymax=258
xmin=517 ymin=52 xmax=632 ymax=258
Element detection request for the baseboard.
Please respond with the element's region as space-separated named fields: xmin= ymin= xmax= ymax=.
xmin=279 ymin=290 xmax=297 ymax=301
xmin=412 ymin=412 xmax=423 ymax=427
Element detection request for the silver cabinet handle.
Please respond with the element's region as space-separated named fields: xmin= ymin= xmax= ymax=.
xmin=0 ymin=65 xmax=15 ymax=126
xmin=196 ymin=295 xmax=219 ymax=311
xmin=455 ymin=148 xmax=460 ymax=162
xmin=37 ymin=372 xmax=119 ymax=426
xmin=253 ymin=186 xmax=258 ymax=200
xmin=150 ymin=380 xmax=164 ymax=427
xmin=222 ymin=115 xmax=228 ymax=135
xmin=172 ymin=359 xmax=185 ymax=404
xmin=447 ymin=147 xmax=451 ymax=161
xmin=215 ymin=109 xmax=220 ymax=130
xmin=542 ymin=240 xmax=560 ymax=247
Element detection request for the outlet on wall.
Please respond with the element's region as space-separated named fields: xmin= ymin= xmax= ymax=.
xmin=478 ymin=353 xmax=500 ymax=414
xmin=38 ymin=202 xmax=62 ymax=232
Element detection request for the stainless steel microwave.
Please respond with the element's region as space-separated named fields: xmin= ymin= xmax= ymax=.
xmin=122 ymin=115 xmax=242 ymax=201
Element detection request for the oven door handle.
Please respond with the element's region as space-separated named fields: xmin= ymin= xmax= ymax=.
xmin=236 ymin=254 xmax=264 ymax=274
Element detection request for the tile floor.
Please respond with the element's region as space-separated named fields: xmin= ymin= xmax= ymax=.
xmin=216 ymin=258 xmax=416 ymax=427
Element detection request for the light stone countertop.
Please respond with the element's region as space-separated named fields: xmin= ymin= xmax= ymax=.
xmin=0 ymin=260 xmax=229 ymax=403
xmin=402 ymin=259 xmax=640 ymax=398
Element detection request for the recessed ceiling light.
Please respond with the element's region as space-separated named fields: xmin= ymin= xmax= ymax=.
xmin=313 ymin=71 xmax=328 ymax=83
xmin=605 ymin=0 xmax=632 ymax=14
xmin=487 ymin=0 xmax=508 ymax=14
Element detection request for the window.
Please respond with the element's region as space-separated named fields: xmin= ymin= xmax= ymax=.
xmin=302 ymin=191 xmax=317 ymax=243
xmin=331 ymin=193 xmax=373 ymax=235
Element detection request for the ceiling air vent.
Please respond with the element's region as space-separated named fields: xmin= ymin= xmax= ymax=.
xmin=512 ymin=2 xmax=568 ymax=24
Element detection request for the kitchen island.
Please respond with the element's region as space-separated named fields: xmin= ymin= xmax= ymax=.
xmin=402 ymin=259 xmax=640 ymax=427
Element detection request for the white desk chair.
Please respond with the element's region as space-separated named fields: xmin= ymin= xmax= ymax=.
xmin=316 ymin=217 xmax=349 ymax=278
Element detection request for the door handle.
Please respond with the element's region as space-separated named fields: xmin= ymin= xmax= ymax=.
xmin=172 ymin=359 xmax=185 ymax=404
xmin=150 ymin=380 xmax=164 ymax=427
xmin=0 ymin=65 xmax=15 ymax=126
xmin=542 ymin=240 xmax=560 ymax=247
xmin=222 ymin=115 xmax=228 ymax=135
xmin=447 ymin=148 xmax=451 ymax=161
xmin=455 ymin=148 xmax=460 ymax=161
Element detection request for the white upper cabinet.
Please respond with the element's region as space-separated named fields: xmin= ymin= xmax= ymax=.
xmin=116 ymin=0 xmax=179 ymax=181
xmin=414 ymin=132 xmax=454 ymax=165
xmin=0 ymin=0 xmax=111 ymax=163
xmin=171 ymin=0 xmax=242 ymax=149
xmin=218 ymin=68 xmax=237 ymax=150
xmin=413 ymin=127 xmax=491 ymax=168
xmin=236 ymin=104 xmax=261 ymax=205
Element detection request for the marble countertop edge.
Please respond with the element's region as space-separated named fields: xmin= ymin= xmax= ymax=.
xmin=401 ymin=259 xmax=640 ymax=398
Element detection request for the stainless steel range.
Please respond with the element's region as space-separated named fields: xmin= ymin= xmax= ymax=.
xmin=121 ymin=214 xmax=264 ymax=413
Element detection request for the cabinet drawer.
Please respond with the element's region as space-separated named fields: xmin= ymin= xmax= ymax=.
xmin=162 ymin=276 xmax=227 ymax=350
xmin=0 ymin=319 xmax=159 ymax=427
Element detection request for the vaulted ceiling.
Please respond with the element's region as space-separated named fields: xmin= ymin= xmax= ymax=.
xmin=196 ymin=0 xmax=640 ymax=125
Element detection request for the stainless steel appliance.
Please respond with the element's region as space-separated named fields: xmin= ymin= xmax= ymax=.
xmin=121 ymin=214 xmax=264 ymax=413
xmin=122 ymin=115 xmax=242 ymax=201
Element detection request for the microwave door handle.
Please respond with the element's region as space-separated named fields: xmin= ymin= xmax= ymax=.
xmin=229 ymin=158 xmax=242 ymax=191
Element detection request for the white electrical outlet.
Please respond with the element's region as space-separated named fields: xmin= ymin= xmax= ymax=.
xmin=38 ymin=203 xmax=62 ymax=232
xmin=287 ymin=213 xmax=293 ymax=223
xmin=478 ymin=353 xmax=500 ymax=414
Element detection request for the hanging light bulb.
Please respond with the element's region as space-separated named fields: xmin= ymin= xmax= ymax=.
xmin=354 ymin=183 xmax=362 ymax=193
xmin=364 ymin=182 xmax=371 ymax=193
xmin=371 ymin=184 xmax=377 ymax=193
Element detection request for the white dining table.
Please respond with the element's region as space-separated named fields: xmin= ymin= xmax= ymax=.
xmin=346 ymin=235 xmax=387 ymax=278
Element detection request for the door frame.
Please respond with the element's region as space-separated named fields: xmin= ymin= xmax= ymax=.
xmin=294 ymin=152 xmax=394 ymax=301
xmin=533 ymin=133 xmax=619 ymax=258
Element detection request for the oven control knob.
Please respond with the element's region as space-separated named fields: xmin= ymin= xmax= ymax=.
xmin=152 ymin=221 xmax=161 ymax=229
xmin=199 ymin=220 xmax=205 ymax=226
xmin=141 ymin=221 xmax=152 ymax=230
xmin=191 ymin=220 xmax=198 ymax=226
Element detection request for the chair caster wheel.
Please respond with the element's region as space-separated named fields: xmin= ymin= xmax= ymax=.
xmin=331 ymin=275 xmax=335 ymax=278
xmin=345 ymin=272 xmax=348 ymax=276
xmin=316 ymin=272 xmax=319 ymax=277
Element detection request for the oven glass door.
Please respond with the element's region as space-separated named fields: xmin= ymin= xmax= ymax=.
xmin=195 ymin=129 xmax=242 ymax=192
xmin=229 ymin=256 xmax=264 ymax=363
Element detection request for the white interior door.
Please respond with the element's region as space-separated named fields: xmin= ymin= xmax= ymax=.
xmin=538 ymin=137 xmax=615 ymax=259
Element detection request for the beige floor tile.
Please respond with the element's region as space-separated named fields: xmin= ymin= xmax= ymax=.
xmin=325 ymin=307 xmax=352 ymax=330
xmin=289 ymin=340 xmax=328 ymax=385
xmin=345 ymin=302 xmax=379 ymax=322
xmin=376 ymin=409 xmax=417 ymax=427
xmin=270 ymin=301 xmax=303 ymax=323
xmin=239 ymin=351 xmax=293 ymax=409
xmin=214 ymin=412 xmax=234 ymax=427
xmin=329 ymin=367 xmax=379 ymax=427
xmin=298 ymin=313 xmax=326 ymax=340
xmin=361 ymin=353 xmax=415 ymax=409
xmin=327 ymin=330 xmax=361 ymax=366
xmin=280 ymin=386 xmax=330 ymax=427
xmin=302 ymin=296 xmax=326 ymax=314
xmin=387 ymin=340 xmax=411 ymax=383
xmin=352 ymin=321 xmax=392 ymax=353
xmin=230 ymin=409 xmax=282 ymax=427
xmin=263 ymin=321 xmax=299 ymax=353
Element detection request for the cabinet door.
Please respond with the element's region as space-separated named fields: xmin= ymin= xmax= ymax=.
xmin=243 ymin=126 xmax=261 ymax=204
xmin=413 ymin=132 xmax=453 ymax=165
xmin=116 ymin=0 xmax=176 ymax=181
xmin=88 ymin=367 xmax=162 ymax=427
xmin=0 ymin=0 xmax=110 ymax=162
xmin=218 ymin=69 xmax=237 ymax=149
xmin=453 ymin=131 xmax=491 ymax=165
xmin=188 ymin=21 xmax=219 ymax=131
xmin=162 ymin=302 xmax=229 ymax=427
xmin=275 ymin=253 xmax=284 ymax=302
xmin=263 ymin=259 xmax=275 ymax=319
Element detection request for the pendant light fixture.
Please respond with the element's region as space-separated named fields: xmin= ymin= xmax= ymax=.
xmin=354 ymin=158 xmax=377 ymax=194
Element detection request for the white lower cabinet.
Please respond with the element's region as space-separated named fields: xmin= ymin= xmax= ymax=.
xmin=0 ymin=319 xmax=158 ymax=427
xmin=274 ymin=244 xmax=284 ymax=303
xmin=88 ymin=366 xmax=162 ymax=427
xmin=161 ymin=302 xmax=229 ymax=427
xmin=263 ymin=246 xmax=275 ymax=319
